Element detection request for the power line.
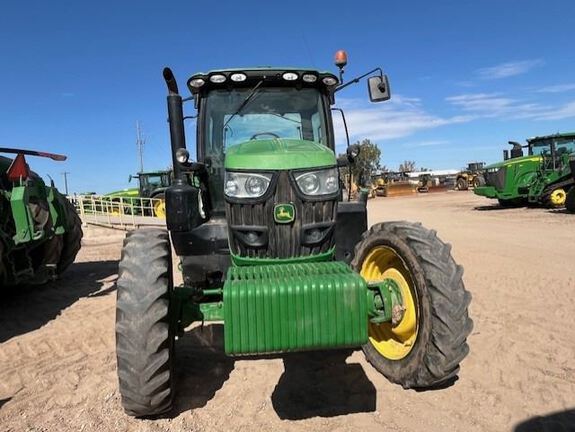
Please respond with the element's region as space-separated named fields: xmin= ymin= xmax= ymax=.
xmin=61 ymin=171 xmax=70 ymax=195
xmin=136 ymin=121 xmax=145 ymax=173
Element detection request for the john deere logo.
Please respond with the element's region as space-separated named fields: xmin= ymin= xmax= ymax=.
xmin=274 ymin=204 xmax=295 ymax=224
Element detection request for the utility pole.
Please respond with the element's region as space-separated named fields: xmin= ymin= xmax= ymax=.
xmin=136 ymin=121 xmax=145 ymax=173
xmin=61 ymin=171 xmax=70 ymax=195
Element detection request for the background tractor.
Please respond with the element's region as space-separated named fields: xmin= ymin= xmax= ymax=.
xmin=475 ymin=133 xmax=575 ymax=207
xmin=0 ymin=148 xmax=82 ymax=286
xmin=527 ymin=141 xmax=574 ymax=207
xmin=455 ymin=162 xmax=485 ymax=191
xmin=104 ymin=170 xmax=172 ymax=218
xmin=114 ymin=53 xmax=473 ymax=417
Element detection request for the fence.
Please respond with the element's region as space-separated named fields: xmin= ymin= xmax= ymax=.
xmin=71 ymin=194 xmax=166 ymax=230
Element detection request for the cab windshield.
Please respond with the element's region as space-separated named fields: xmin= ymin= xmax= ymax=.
xmin=141 ymin=173 xmax=170 ymax=188
xmin=529 ymin=139 xmax=552 ymax=156
xmin=529 ymin=136 xmax=575 ymax=157
xmin=203 ymin=87 xmax=328 ymax=157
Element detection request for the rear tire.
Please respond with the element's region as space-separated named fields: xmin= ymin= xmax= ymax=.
xmin=116 ymin=229 xmax=174 ymax=417
xmin=351 ymin=222 xmax=473 ymax=388
xmin=57 ymin=196 xmax=83 ymax=275
xmin=566 ymin=188 xmax=575 ymax=213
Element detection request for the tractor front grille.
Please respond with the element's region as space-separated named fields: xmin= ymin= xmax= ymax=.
xmin=484 ymin=167 xmax=507 ymax=191
xmin=226 ymin=171 xmax=337 ymax=259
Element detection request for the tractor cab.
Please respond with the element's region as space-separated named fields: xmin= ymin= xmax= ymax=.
xmin=129 ymin=170 xmax=172 ymax=198
xmin=527 ymin=133 xmax=575 ymax=171
xmin=162 ymin=62 xmax=390 ymax=279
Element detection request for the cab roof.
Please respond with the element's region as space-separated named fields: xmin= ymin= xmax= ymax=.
xmin=527 ymin=132 xmax=575 ymax=143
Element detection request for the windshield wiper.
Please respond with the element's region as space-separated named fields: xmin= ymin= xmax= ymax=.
xmin=223 ymin=80 xmax=264 ymax=129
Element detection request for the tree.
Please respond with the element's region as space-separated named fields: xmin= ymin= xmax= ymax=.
xmin=399 ymin=160 xmax=416 ymax=172
xmin=340 ymin=139 xmax=381 ymax=186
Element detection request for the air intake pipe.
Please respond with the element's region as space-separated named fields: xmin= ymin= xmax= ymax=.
xmin=163 ymin=67 xmax=186 ymax=179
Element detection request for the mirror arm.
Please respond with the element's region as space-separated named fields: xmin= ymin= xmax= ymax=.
xmin=335 ymin=67 xmax=383 ymax=92
xmin=331 ymin=108 xmax=350 ymax=148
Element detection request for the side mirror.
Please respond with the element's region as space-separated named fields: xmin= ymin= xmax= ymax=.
xmin=368 ymin=75 xmax=391 ymax=102
xmin=128 ymin=175 xmax=133 ymax=183
xmin=503 ymin=150 xmax=509 ymax=161
xmin=347 ymin=144 xmax=360 ymax=162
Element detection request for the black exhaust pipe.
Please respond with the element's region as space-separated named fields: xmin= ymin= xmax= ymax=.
xmin=163 ymin=67 xmax=186 ymax=178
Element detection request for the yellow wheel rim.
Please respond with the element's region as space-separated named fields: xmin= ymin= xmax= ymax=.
xmin=154 ymin=199 xmax=166 ymax=219
xmin=360 ymin=246 xmax=418 ymax=360
xmin=110 ymin=205 xmax=122 ymax=216
xmin=550 ymin=188 xmax=566 ymax=206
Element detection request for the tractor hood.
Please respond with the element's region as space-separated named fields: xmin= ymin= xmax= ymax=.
xmin=485 ymin=154 xmax=541 ymax=170
xmin=225 ymin=139 xmax=336 ymax=171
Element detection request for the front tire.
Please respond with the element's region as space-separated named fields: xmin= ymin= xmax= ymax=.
xmin=456 ymin=178 xmax=469 ymax=191
xmin=351 ymin=222 xmax=473 ymax=389
xmin=116 ymin=229 xmax=174 ymax=417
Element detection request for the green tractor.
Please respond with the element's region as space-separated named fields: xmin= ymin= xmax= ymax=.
xmin=475 ymin=133 xmax=575 ymax=207
xmin=104 ymin=170 xmax=172 ymax=218
xmin=0 ymin=148 xmax=82 ymax=286
xmin=115 ymin=54 xmax=473 ymax=417
xmin=527 ymin=140 xmax=574 ymax=207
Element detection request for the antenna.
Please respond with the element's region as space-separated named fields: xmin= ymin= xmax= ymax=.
xmin=136 ymin=121 xmax=145 ymax=173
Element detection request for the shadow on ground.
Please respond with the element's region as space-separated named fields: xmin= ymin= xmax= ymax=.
xmin=171 ymin=323 xmax=376 ymax=420
xmin=514 ymin=408 xmax=575 ymax=432
xmin=0 ymin=260 xmax=118 ymax=343
xmin=474 ymin=204 xmax=517 ymax=211
xmin=171 ymin=324 xmax=235 ymax=416
xmin=271 ymin=350 xmax=376 ymax=420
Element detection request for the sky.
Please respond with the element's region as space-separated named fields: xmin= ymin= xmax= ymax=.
xmin=1 ymin=0 xmax=574 ymax=193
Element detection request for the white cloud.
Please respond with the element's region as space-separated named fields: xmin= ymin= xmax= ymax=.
xmin=536 ymin=83 xmax=575 ymax=93
xmin=531 ymin=101 xmax=575 ymax=120
xmin=333 ymin=95 xmax=472 ymax=147
xmin=446 ymin=92 xmax=575 ymax=121
xmin=477 ymin=59 xmax=544 ymax=80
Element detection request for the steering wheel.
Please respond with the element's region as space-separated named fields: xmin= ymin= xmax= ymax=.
xmin=250 ymin=132 xmax=280 ymax=140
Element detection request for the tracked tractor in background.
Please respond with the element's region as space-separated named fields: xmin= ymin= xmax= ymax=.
xmin=115 ymin=52 xmax=473 ymax=417
xmin=455 ymin=162 xmax=485 ymax=191
xmin=475 ymin=133 xmax=575 ymax=207
xmin=0 ymin=148 xmax=82 ymax=286
xmin=527 ymin=141 xmax=574 ymax=207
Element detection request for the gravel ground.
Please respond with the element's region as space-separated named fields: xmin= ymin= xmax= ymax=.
xmin=1 ymin=191 xmax=574 ymax=432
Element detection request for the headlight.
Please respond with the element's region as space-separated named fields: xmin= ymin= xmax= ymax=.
xmin=295 ymin=168 xmax=339 ymax=196
xmin=224 ymin=172 xmax=272 ymax=198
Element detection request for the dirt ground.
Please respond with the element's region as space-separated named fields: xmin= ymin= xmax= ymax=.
xmin=1 ymin=192 xmax=574 ymax=432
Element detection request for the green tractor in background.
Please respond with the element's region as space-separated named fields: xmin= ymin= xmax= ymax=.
xmin=115 ymin=52 xmax=473 ymax=417
xmin=527 ymin=140 xmax=574 ymax=207
xmin=0 ymin=148 xmax=82 ymax=286
xmin=475 ymin=133 xmax=575 ymax=207
xmin=104 ymin=170 xmax=172 ymax=218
